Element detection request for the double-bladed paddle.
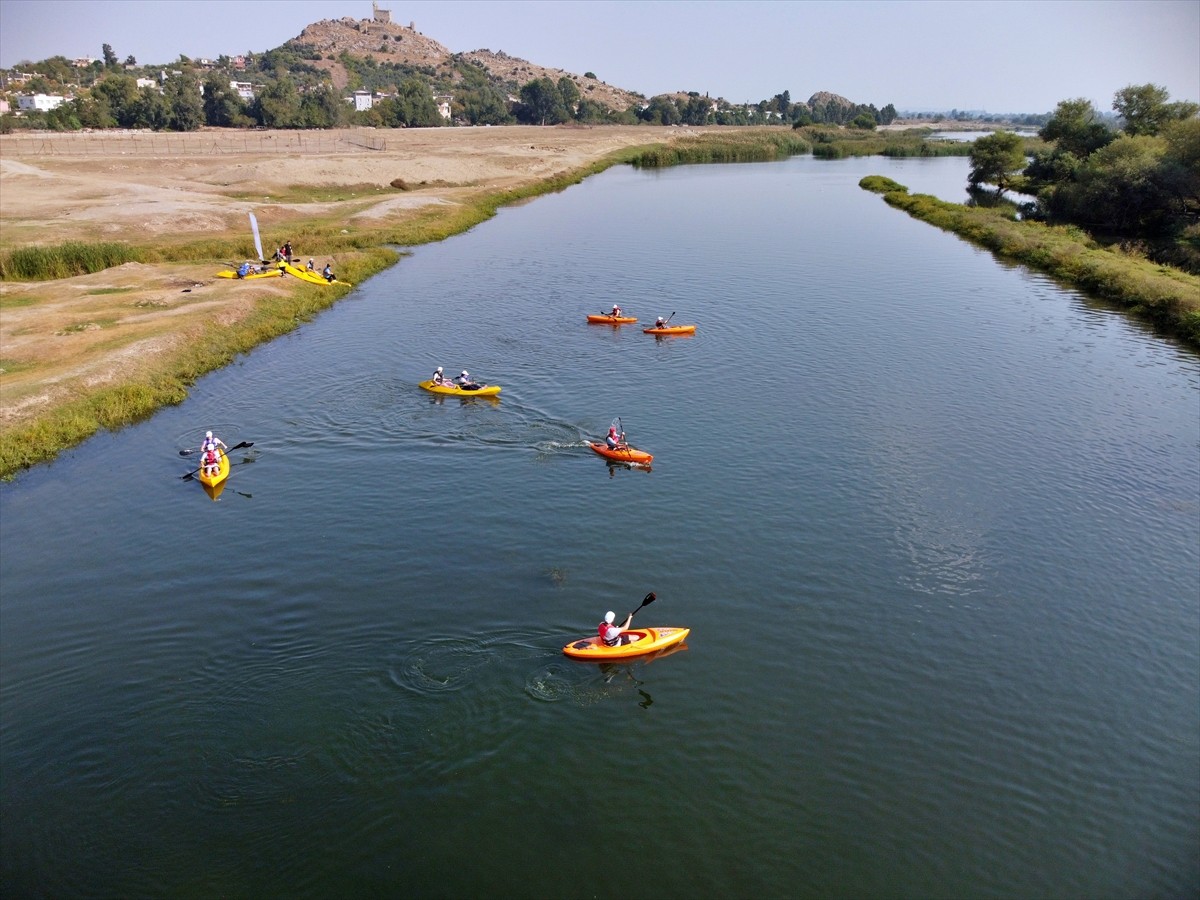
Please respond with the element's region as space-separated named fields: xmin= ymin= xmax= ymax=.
xmin=626 ymin=591 xmax=656 ymax=621
xmin=180 ymin=441 xmax=253 ymax=480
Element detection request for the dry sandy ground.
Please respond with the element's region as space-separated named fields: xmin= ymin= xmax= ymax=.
xmin=0 ymin=125 xmax=711 ymax=429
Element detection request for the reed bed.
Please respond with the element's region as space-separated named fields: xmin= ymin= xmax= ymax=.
xmin=631 ymin=132 xmax=811 ymax=167
xmin=0 ymin=242 xmax=144 ymax=280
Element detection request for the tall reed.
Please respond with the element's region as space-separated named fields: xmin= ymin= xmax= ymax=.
xmin=0 ymin=242 xmax=143 ymax=280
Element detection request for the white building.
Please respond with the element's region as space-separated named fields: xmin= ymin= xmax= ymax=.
xmin=230 ymin=81 xmax=255 ymax=101
xmin=18 ymin=93 xmax=66 ymax=111
xmin=352 ymin=90 xmax=373 ymax=111
xmin=136 ymin=78 xmax=158 ymax=90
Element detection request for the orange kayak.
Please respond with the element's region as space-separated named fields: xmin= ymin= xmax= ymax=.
xmin=589 ymin=441 xmax=653 ymax=464
xmin=563 ymin=627 xmax=690 ymax=660
xmin=586 ymin=314 xmax=638 ymax=324
xmin=643 ymin=324 xmax=696 ymax=335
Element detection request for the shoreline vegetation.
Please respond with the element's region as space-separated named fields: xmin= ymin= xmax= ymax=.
xmin=0 ymin=126 xmax=1195 ymax=480
xmin=859 ymin=175 xmax=1200 ymax=347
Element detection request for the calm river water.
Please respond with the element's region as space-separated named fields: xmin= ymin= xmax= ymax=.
xmin=2 ymin=154 xmax=1197 ymax=899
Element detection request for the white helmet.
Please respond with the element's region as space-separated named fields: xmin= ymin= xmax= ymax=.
xmin=460 ymin=370 xmax=469 ymax=378
xmin=435 ymin=366 xmax=443 ymax=373
xmin=604 ymin=611 xmax=616 ymax=624
xmin=206 ymin=431 xmax=213 ymax=439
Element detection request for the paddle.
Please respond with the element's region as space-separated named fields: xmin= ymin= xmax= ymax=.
xmin=180 ymin=441 xmax=253 ymax=480
xmin=627 ymin=591 xmax=656 ymax=621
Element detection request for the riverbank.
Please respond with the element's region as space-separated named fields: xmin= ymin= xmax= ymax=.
xmin=0 ymin=125 xmax=768 ymax=478
xmin=859 ymin=176 xmax=1200 ymax=349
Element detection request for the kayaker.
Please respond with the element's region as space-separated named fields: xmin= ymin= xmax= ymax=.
xmin=654 ymin=316 xmax=667 ymax=329
xmin=236 ymin=261 xmax=251 ymax=278
xmin=322 ymin=263 xmax=335 ymax=283
xmin=306 ymin=258 xmax=315 ymax=271
xmin=202 ymin=446 xmax=222 ymax=477
xmin=283 ymin=241 xmax=293 ymax=260
xmin=200 ymin=430 xmax=228 ymax=455
xmin=606 ymin=424 xmax=625 ymax=450
xmin=599 ymin=611 xmax=640 ymax=647
xmin=610 ymin=304 xmax=622 ymax=318
xmin=431 ymin=366 xmax=446 ymax=385
xmin=454 ymin=370 xmax=480 ymax=390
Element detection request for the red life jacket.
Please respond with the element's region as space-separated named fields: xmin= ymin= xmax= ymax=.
xmin=598 ymin=621 xmax=618 ymax=646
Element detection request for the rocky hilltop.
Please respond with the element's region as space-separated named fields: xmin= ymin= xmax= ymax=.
xmin=290 ymin=16 xmax=644 ymax=111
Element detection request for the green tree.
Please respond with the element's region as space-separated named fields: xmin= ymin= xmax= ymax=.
xmin=639 ymin=95 xmax=680 ymax=125
xmin=518 ymin=77 xmax=568 ymax=125
xmin=203 ymin=73 xmax=244 ymax=127
xmin=968 ymin=131 xmax=1026 ymax=196
xmin=164 ymin=74 xmax=204 ymax=131
xmin=102 ymin=43 xmax=118 ymax=69
xmin=557 ymin=76 xmax=580 ymax=117
xmin=124 ymin=55 xmax=137 ymax=67
xmin=91 ymin=74 xmax=140 ymax=127
xmin=681 ymin=95 xmax=711 ymax=126
xmin=130 ymin=85 xmax=170 ymax=129
xmin=253 ymin=76 xmax=301 ymax=128
xmin=1114 ymin=83 xmax=1200 ymax=137
xmin=298 ymin=84 xmax=345 ymax=129
xmin=1039 ymin=98 xmax=1113 ymax=158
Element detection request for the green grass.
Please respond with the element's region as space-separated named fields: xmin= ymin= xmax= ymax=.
xmin=85 ymin=287 xmax=137 ymax=295
xmin=0 ymin=242 xmax=143 ymax=280
xmin=630 ymin=131 xmax=811 ymax=167
xmin=860 ymin=176 xmax=1200 ymax=348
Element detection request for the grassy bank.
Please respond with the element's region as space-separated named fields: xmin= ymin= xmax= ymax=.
xmin=860 ymin=176 xmax=1200 ymax=348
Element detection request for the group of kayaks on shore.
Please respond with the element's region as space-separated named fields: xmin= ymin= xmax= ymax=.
xmin=217 ymin=233 xmax=352 ymax=287
xmin=586 ymin=304 xmax=698 ymax=335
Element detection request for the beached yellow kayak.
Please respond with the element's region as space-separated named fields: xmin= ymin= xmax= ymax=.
xmin=283 ymin=262 xmax=352 ymax=287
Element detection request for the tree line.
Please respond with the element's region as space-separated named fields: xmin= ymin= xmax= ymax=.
xmin=2 ymin=41 xmax=897 ymax=132
xmin=968 ymin=84 xmax=1200 ymax=271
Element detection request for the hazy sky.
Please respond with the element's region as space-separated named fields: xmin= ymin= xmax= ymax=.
xmin=1 ymin=0 xmax=1196 ymax=113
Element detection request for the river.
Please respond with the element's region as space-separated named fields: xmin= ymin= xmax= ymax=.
xmin=2 ymin=154 xmax=1197 ymax=899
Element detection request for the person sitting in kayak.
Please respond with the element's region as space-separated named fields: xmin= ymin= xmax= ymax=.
xmin=431 ymin=366 xmax=446 ymax=386
xmin=610 ymin=304 xmax=622 ymax=318
xmin=654 ymin=316 xmax=667 ymax=329
xmin=201 ymin=430 xmax=227 ymax=455
xmin=599 ymin=611 xmax=641 ymax=647
xmin=454 ymin=370 xmax=485 ymax=391
xmin=606 ymin=424 xmax=625 ymax=450
xmin=236 ymin=261 xmax=251 ymax=278
xmin=202 ymin=447 xmax=222 ymax=477
xmin=322 ymin=263 xmax=335 ymax=283
xmin=306 ymin=258 xmax=315 ymax=271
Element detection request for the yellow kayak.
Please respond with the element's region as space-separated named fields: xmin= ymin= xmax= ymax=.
xmin=283 ymin=262 xmax=352 ymax=287
xmin=217 ymin=267 xmax=287 ymax=280
xmin=563 ymin=626 xmax=690 ymax=660
xmin=418 ymin=379 xmax=502 ymax=397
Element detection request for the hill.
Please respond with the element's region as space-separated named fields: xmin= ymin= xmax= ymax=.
xmin=288 ymin=16 xmax=645 ymax=112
